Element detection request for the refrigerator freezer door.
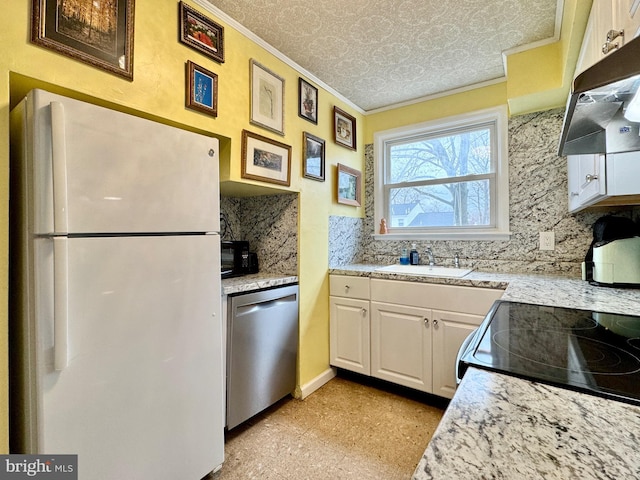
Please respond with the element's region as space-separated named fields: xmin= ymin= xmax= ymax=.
xmin=26 ymin=89 xmax=220 ymax=235
xmin=29 ymin=234 xmax=224 ymax=479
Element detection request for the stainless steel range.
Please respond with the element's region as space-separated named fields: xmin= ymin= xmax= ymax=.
xmin=459 ymin=300 xmax=640 ymax=406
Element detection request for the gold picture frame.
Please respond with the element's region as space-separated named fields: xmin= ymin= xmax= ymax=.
xmin=241 ymin=130 xmax=291 ymax=186
xmin=185 ymin=61 xmax=218 ymax=117
xmin=31 ymin=0 xmax=135 ymax=80
xmin=333 ymin=106 xmax=357 ymax=151
xmin=337 ymin=163 xmax=361 ymax=206
xmin=179 ymin=2 xmax=225 ymax=64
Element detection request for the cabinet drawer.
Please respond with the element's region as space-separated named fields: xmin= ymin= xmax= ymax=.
xmin=370 ymin=279 xmax=503 ymax=316
xmin=330 ymin=275 xmax=370 ymax=299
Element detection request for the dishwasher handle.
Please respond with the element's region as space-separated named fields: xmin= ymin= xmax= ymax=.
xmin=234 ymin=293 xmax=297 ymax=317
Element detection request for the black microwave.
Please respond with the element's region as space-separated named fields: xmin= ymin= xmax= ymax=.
xmin=221 ymin=240 xmax=258 ymax=278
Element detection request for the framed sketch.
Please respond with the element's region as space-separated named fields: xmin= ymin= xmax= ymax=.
xmin=303 ymin=132 xmax=325 ymax=181
xmin=333 ymin=106 xmax=357 ymax=151
xmin=185 ymin=61 xmax=218 ymax=117
xmin=31 ymin=0 xmax=135 ymax=80
xmin=179 ymin=2 xmax=224 ymax=63
xmin=250 ymin=60 xmax=285 ymax=136
xmin=298 ymin=78 xmax=318 ymax=124
xmin=241 ymin=130 xmax=291 ymax=186
xmin=337 ymin=163 xmax=361 ymax=206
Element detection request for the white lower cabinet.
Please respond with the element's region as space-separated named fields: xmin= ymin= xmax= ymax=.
xmin=329 ymin=275 xmax=371 ymax=375
xmin=329 ymin=297 xmax=370 ymax=374
xmin=431 ymin=310 xmax=484 ymax=398
xmin=371 ymin=302 xmax=432 ymax=392
xmin=330 ymin=274 xmax=503 ymax=399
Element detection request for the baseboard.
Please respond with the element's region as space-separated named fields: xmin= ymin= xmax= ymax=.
xmin=296 ymin=367 xmax=336 ymax=399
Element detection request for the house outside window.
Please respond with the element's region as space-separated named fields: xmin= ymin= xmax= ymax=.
xmin=373 ymin=106 xmax=510 ymax=240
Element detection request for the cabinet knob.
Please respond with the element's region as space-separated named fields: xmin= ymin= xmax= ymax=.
xmin=585 ymin=174 xmax=598 ymax=183
xmin=423 ymin=318 xmax=429 ymax=327
xmin=344 ymin=285 xmax=350 ymax=293
xmin=433 ymin=319 xmax=439 ymax=327
xmin=361 ymin=308 xmax=367 ymax=316
xmin=606 ymin=29 xmax=624 ymax=43
xmin=602 ymin=41 xmax=620 ymax=54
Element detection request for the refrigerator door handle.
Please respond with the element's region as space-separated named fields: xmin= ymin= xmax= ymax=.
xmin=53 ymin=237 xmax=69 ymax=370
xmin=50 ymin=101 xmax=69 ymax=233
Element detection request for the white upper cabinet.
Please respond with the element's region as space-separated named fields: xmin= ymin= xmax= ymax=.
xmin=575 ymin=0 xmax=639 ymax=76
xmin=568 ymin=152 xmax=640 ymax=212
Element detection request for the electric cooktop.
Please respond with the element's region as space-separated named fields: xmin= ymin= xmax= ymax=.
xmin=459 ymin=300 xmax=640 ymax=406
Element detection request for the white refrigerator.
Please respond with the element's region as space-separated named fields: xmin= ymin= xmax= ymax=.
xmin=10 ymin=89 xmax=224 ymax=479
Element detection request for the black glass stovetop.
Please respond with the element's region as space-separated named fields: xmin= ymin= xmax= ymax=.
xmin=460 ymin=300 xmax=640 ymax=406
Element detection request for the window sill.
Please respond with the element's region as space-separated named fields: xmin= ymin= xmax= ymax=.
xmin=373 ymin=231 xmax=512 ymax=241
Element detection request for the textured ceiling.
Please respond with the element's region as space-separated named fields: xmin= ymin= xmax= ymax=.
xmin=204 ymin=0 xmax=560 ymax=112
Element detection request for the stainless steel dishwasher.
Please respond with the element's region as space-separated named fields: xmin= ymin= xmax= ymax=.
xmin=226 ymin=284 xmax=299 ymax=429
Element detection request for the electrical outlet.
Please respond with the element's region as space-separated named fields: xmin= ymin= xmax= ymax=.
xmin=539 ymin=231 xmax=555 ymax=251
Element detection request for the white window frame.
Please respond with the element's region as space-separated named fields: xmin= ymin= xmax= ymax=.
xmin=373 ymin=106 xmax=510 ymax=241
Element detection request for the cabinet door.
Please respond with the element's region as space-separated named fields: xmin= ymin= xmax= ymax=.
xmin=567 ymin=154 xmax=606 ymax=212
xmin=329 ymin=297 xmax=370 ymax=374
xmin=432 ymin=310 xmax=484 ymax=399
xmin=370 ymin=302 xmax=432 ymax=393
xmin=616 ymin=0 xmax=640 ymax=41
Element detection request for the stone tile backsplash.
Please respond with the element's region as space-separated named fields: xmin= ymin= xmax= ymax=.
xmin=329 ymin=108 xmax=637 ymax=275
xmin=221 ymin=194 xmax=298 ymax=275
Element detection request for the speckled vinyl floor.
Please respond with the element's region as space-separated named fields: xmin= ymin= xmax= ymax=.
xmin=211 ymin=373 xmax=446 ymax=480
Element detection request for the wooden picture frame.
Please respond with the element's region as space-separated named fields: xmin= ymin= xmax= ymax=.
xmin=337 ymin=163 xmax=361 ymax=206
xmin=185 ymin=61 xmax=218 ymax=117
xmin=298 ymin=78 xmax=318 ymax=124
xmin=303 ymin=132 xmax=325 ymax=181
xmin=179 ymin=2 xmax=225 ymax=63
xmin=250 ymin=60 xmax=285 ymax=136
xmin=31 ymin=0 xmax=135 ymax=80
xmin=333 ymin=106 xmax=357 ymax=151
xmin=241 ymin=130 xmax=291 ymax=186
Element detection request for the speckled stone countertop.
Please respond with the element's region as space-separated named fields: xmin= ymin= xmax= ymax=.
xmin=412 ymin=368 xmax=640 ymax=480
xmin=330 ymin=264 xmax=640 ymax=478
xmin=329 ymin=263 xmax=640 ymax=315
xmin=221 ymin=273 xmax=298 ymax=295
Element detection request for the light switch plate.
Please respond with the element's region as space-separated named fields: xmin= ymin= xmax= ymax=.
xmin=539 ymin=231 xmax=555 ymax=251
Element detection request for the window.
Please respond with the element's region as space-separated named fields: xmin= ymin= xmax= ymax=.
xmin=374 ymin=106 xmax=510 ymax=240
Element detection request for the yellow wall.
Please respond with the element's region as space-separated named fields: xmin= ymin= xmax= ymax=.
xmin=0 ymin=0 xmax=590 ymax=451
xmin=0 ymin=0 xmax=363 ymax=451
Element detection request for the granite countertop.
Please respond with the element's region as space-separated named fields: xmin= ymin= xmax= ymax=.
xmin=221 ymin=272 xmax=298 ymax=296
xmin=329 ymin=263 xmax=640 ymax=315
xmin=330 ymin=263 xmax=640 ymax=478
xmin=412 ymin=368 xmax=640 ymax=480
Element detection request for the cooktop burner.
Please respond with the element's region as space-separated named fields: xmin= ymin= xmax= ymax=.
xmin=460 ymin=301 xmax=640 ymax=406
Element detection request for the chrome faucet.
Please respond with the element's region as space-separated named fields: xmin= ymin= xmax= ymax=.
xmin=425 ymin=247 xmax=435 ymax=266
xmin=454 ymin=252 xmax=460 ymax=268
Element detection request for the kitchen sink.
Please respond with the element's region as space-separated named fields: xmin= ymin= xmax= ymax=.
xmin=375 ymin=264 xmax=473 ymax=278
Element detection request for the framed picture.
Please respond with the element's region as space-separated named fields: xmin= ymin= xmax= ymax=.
xmin=303 ymin=132 xmax=325 ymax=182
xmin=179 ymin=2 xmax=224 ymax=64
xmin=298 ymin=78 xmax=318 ymax=124
xmin=250 ymin=60 xmax=285 ymax=136
xmin=31 ymin=0 xmax=135 ymax=80
xmin=241 ymin=130 xmax=291 ymax=186
xmin=337 ymin=164 xmax=362 ymax=206
xmin=185 ymin=61 xmax=218 ymax=117
xmin=333 ymin=106 xmax=357 ymax=151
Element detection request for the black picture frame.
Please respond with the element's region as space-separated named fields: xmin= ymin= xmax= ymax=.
xmin=299 ymin=78 xmax=318 ymax=124
xmin=303 ymin=132 xmax=325 ymax=181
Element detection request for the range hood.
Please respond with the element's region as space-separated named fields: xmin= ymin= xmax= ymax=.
xmin=558 ymin=35 xmax=640 ymax=156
